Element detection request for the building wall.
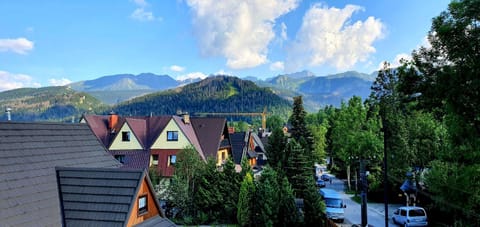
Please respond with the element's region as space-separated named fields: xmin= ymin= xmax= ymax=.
xmin=151 ymin=120 xmax=191 ymax=149
xmin=109 ymin=123 xmax=143 ymax=150
xmin=151 ymin=149 xmax=179 ymax=177
xmin=216 ymin=148 xmax=229 ymax=166
xmin=127 ymin=177 xmax=160 ymax=226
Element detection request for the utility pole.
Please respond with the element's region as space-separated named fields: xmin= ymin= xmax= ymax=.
xmin=360 ymin=159 xmax=368 ymax=227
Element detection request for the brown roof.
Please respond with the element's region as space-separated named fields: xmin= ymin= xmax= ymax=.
xmin=191 ymin=117 xmax=229 ymax=159
xmin=172 ymin=116 xmax=205 ymax=160
xmin=82 ymin=114 xmax=110 ymax=147
xmin=0 ymin=122 xmax=121 ymax=227
xmin=125 ymin=118 xmax=148 ymax=149
xmin=146 ymin=116 xmax=172 ymax=148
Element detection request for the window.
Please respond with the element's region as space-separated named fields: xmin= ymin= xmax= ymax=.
xmin=400 ymin=209 xmax=407 ymax=216
xmin=168 ymin=155 xmax=176 ymax=166
xmin=167 ymin=131 xmax=178 ymax=141
xmin=122 ymin=131 xmax=130 ymax=141
xmin=151 ymin=155 xmax=158 ymax=166
xmin=138 ymin=195 xmax=148 ymax=214
xmin=114 ymin=155 xmax=125 ymax=164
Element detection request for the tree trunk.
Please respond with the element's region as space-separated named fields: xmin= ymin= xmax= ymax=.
xmin=347 ymin=165 xmax=351 ymax=190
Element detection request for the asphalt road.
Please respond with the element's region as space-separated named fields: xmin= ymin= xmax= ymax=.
xmin=321 ymin=174 xmax=401 ymax=227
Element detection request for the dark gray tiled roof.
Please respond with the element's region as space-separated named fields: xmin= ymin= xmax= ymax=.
xmin=230 ymin=132 xmax=247 ymax=164
xmin=0 ymin=122 xmax=121 ymax=227
xmin=133 ymin=215 xmax=177 ymax=227
xmin=56 ymin=167 xmax=144 ymax=227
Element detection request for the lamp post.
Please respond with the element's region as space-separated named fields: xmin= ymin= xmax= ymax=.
xmin=5 ymin=107 xmax=12 ymax=121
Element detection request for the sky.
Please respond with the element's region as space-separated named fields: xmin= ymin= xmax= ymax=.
xmin=0 ymin=0 xmax=451 ymax=91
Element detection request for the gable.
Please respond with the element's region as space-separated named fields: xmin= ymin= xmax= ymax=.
xmin=127 ymin=175 xmax=162 ymax=226
xmin=110 ymin=122 xmax=143 ymax=150
xmin=151 ymin=119 xmax=191 ymax=149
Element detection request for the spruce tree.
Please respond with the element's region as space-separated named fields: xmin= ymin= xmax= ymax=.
xmin=265 ymin=127 xmax=287 ymax=173
xmin=289 ymin=96 xmax=316 ymax=164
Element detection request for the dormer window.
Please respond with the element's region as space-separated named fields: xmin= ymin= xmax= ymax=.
xmin=122 ymin=131 xmax=130 ymax=141
xmin=167 ymin=131 xmax=178 ymax=141
xmin=138 ymin=195 xmax=148 ymax=215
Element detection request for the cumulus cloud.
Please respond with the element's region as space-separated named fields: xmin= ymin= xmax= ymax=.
xmin=176 ymin=72 xmax=208 ymax=81
xmin=270 ymin=61 xmax=285 ymax=71
xmin=130 ymin=0 xmax=158 ymax=22
xmin=286 ymin=4 xmax=384 ymax=72
xmin=49 ymin=78 xmax=72 ymax=86
xmin=0 ymin=70 xmax=40 ymax=91
xmin=186 ymin=0 xmax=299 ymax=69
xmin=0 ymin=37 xmax=34 ymax=54
xmin=170 ymin=65 xmax=185 ymax=72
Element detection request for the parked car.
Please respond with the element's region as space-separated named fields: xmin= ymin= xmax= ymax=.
xmin=392 ymin=206 xmax=428 ymax=227
xmin=316 ymin=179 xmax=326 ymax=187
xmin=321 ymin=174 xmax=330 ymax=182
xmin=319 ymin=188 xmax=346 ymax=223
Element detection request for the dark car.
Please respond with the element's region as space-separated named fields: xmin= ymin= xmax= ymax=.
xmin=316 ymin=179 xmax=326 ymax=187
xmin=321 ymin=174 xmax=330 ymax=182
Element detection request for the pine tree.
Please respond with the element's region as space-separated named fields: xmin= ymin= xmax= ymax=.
xmin=276 ymin=175 xmax=299 ymax=226
xmin=285 ymin=140 xmax=312 ymax=198
xmin=265 ymin=127 xmax=288 ymax=173
xmin=289 ymin=96 xmax=315 ymax=164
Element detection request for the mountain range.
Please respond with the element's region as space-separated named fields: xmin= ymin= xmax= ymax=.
xmin=67 ymin=70 xmax=376 ymax=111
xmin=0 ymin=70 xmax=377 ymax=122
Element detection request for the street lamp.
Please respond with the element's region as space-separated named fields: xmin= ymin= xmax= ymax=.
xmin=5 ymin=107 xmax=12 ymax=121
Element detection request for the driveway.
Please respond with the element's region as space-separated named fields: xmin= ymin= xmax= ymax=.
xmin=323 ymin=173 xmax=402 ymax=227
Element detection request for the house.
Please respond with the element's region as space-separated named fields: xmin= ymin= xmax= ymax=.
xmin=0 ymin=121 xmax=174 ymax=227
xmin=81 ymin=113 xmax=232 ymax=177
xmin=56 ymin=167 xmax=176 ymax=227
xmin=230 ymin=129 xmax=268 ymax=172
xmin=0 ymin=122 xmax=121 ymax=226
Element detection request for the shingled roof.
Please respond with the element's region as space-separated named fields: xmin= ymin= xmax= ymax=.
xmin=191 ymin=117 xmax=230 ymax=159
xmin=55 ymin=167 xmax=175 ymax=227
xmin=0 ymin=122 xmax=121 ymax=227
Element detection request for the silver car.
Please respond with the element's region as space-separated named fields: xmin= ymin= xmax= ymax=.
xmin=392 ymin=206 xmax=428 ymax=227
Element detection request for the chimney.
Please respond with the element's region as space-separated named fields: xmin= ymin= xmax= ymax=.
xmin=182 ymin=113 xmax=190 ymax=124
xmin=5 ymin=107 xmax=12 ymax=121
xmin=108 ymin=111 xmax=119 ymax=133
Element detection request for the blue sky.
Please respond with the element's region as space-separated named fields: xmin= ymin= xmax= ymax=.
xmin=0 ymin=0 xmax=450 ymax=91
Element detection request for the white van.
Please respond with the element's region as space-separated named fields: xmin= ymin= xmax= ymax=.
xmin=319 ymin=188 xmax=346 ymax=223
xmin=392 ymin=206 xmax=428 ymax=227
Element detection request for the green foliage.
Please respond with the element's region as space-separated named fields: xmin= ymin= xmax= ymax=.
xmin=0 ymin=86 xmax=107 ymax=122
xmin=254 ymin=167 xmax=279 ymax=227
xmin=276 ymin=176 xmax=299 ymax=226
xmin=303 ymin=178 xmax=326 ymax=226
xmin=265 ymin=127 xmax=288 ymax=173
xmin=237 ymin=172 xmax=255 ymax=227
xmin=266 ymin=115 xmax=285 ymax=131
xmin=285 ymin=140 xmax=313 ymax=198
xmin=166 ymin=146 xmax=202 ymax=219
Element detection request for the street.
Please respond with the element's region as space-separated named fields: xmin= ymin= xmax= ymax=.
xmin=322 ymin=173 xmax=401 ymax=227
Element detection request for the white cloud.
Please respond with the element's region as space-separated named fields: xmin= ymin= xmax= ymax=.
xmin=214 ymin=69 xmax=233 ymax=76
xmin=132 ymin=0 xmax=148 ymax=7
xmin=186 ymin=0 xmax=299 ymax=69
xmin=286 ymin=4 xmax=384 ymax=72
xmin=270 ymin=61 xmax=285 ymax=71
xmin=280 ymin=22 xmax=287 ymax=40
xmin=170 ymin=65 xmax=185 ymax=72
xmin=176 ymin=72 xmax=207 ymax=81
xmin=0 ymin=37 xmax=34 ymax=54
xmin=49 ymin=78 xmax=72 ymax=86
xmin=131 ymin=8 xmax=155 ymax=21
xmin=377 ymin=53 xmax=412 ymax=70
xmin=130 ymin=0 xmax=158 ymax=22
xmin=0 ymin=70 xmax=40 ymax=91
